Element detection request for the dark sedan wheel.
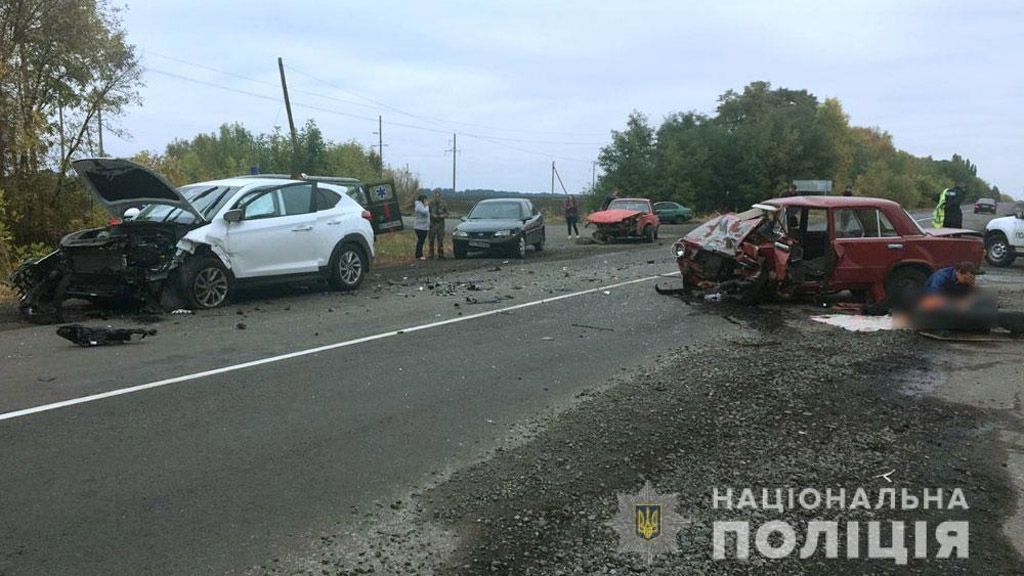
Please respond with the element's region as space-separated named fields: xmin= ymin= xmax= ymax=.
xmin=986 ymin=234 xmax=1016 ymax=267
xmin=330 ymin=243 xmax=367 ymax=291
xmin=512 ymin=236 xmax=527 ymax=259
xmin=184 ymin=256 xmax=232 ymax=309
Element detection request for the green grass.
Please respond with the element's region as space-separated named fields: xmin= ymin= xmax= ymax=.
xmin=374 ymin=229 xmax=421 ymax=268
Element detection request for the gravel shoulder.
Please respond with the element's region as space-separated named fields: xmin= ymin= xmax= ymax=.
xmin=292 ymin=306 xmax=1024 ymax=575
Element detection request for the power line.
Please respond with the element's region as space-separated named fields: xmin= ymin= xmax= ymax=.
xmin=146 ymin=67 xmax=600 ymax=161
xmin=284 ymin=63 xmax=609 ymax=140
xmin=146 ymin=51 xmax=608 ymax=140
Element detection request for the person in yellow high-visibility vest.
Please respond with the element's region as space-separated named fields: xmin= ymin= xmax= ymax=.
xmin=932 ymin=182 xmax=964 ymax=228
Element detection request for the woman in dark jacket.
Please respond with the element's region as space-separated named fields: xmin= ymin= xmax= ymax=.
xmin=565 ymin=195 xmax=580 ymax=239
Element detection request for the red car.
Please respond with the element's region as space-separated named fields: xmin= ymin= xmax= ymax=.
xmin=672 ymin=196 xmax=984 ymax=303
xmin=587 ymin=197 xmax=661 ymax=243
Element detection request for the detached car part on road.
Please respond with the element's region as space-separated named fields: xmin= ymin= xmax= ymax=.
xmin=983 ymin=209 xmax=1024 ymax=267
xmin=451 ymin=198 xmax=545 ymax=259
xmin=587 ymin=198 xmax=660 ymax=243
xmin=10 ymin=158 xmax=380 ymax=322
xmin=670 ymin=196 xmax=984 ymax=303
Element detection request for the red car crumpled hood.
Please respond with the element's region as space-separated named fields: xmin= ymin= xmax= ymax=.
xmin=683 ymin=213 xmax=765 ymax=255
xmin=588 ymin=209 xmax=642 ymax=224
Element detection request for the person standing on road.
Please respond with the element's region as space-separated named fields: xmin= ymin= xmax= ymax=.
xmin=933 ymin=181 xmax=965 ymax=228
xmin=782 ymin=184 xmax=798 ymax=197
xmin=428 ymin=190 xmax=450 ymax=259
xmin=842 ymin=184 xmax=854 ymax=197
xmin=565 ymin=194 xmax=580 ymax=239
xmin=413 ymin=193 xmax=430 ymax=260
xmin=602 ymin=188 xmax=620 ymax=210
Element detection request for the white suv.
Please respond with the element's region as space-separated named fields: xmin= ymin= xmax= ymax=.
xmin=11 ymin=158 xmax=375 ymax=319
xmin=984 ymin=208 xmax=1024 ymax=267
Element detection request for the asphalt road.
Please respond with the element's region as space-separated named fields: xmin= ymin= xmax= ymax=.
xmin=0 ymin=222 xmax=722 ymax=575
xmin=1 ymin=205 xmax=1020 ymax=574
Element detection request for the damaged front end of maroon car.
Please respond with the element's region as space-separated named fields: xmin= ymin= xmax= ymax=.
xmin=668 ymin=205 xmax=794 ymax=303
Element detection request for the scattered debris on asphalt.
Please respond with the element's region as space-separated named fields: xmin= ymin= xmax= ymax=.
xmin=571 ymin=323 xmax=615 ymax=332
xmin=236 ymin=322 xmax=247 ymax=330
xmin=56 ymin=324 xmax=157 ymax=347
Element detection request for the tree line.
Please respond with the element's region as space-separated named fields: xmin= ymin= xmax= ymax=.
xmin=595 ymin=81 xmax=1004 ymax=213
xmin=131 ymin=120 xmax=420 ymax=200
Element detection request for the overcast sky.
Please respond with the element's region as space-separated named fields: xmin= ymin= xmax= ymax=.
xmin=106 ymin=0 xmax=1023 ymax=198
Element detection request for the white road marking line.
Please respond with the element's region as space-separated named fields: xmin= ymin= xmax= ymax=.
xmin=0 ymin=271 xmax=680 ymax=422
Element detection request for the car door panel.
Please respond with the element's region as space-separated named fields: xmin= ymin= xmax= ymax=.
xmin=223 ymin=184 xmax=319 ymax=277
xmin=830 ymin=208 xmax=902 ymax=289
xmin=361 ymin=181 xmax=404 ymax=234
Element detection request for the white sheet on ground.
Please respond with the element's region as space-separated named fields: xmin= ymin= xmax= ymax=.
xmin=810 ymin=314 xmax=900 ymax=332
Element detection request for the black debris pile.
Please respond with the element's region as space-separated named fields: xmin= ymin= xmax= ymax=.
xmin=426 ymin=280 xmax=488 ymax=297
xmin=56 ymin=324 xmax=158 ymax=347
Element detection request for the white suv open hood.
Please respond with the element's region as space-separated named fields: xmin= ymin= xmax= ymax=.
xmin=72 ymin=158 xmax=205 ymax=222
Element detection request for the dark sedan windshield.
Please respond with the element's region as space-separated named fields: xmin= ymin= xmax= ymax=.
xmin=469 ymin=202 xmax=523 ymax=220
xmin=135 ymin=185 xmax=239 ymax=224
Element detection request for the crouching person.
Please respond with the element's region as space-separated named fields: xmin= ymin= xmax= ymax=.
xmin=911 ymin=261 xmax=997 ymax=331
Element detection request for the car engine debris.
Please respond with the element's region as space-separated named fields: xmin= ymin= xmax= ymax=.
xmin=56 ymin=324 xmax=158 ymax=347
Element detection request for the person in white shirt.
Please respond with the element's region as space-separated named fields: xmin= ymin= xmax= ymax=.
xmin=413 ymin=193 xmax=430 ymax=260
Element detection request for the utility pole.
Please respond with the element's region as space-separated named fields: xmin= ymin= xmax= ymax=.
xmin=58 ymin=102 xmax=65 ymax=162
xmin=451 ymin=133 xmax=457 ymax=193
xmin=592 ymin=161 xmax=597 ymax=192
xmin=372 ymin=115 xmax=385 ymax=176
xmin=97 ymin=107 xmax=104 ymax=157
xmin=552 ymin=163 xmax=568 ymax=195
xmin=277 ymin=57 xmax=300 ymax=178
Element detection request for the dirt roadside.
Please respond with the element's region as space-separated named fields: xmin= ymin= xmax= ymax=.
xmin=291 ymin=303 xmax=1023 ymax=575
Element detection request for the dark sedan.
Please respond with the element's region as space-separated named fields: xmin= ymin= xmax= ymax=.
xmin=974 ymin=198 xmax=997 ymax=214
xmin=452 ymin=199 xmax=545 ymax=258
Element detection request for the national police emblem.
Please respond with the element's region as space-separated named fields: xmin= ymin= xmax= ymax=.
xmin=606 ymin=482 xmax=689 ymax=563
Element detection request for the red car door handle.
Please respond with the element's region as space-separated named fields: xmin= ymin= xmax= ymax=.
xmin=887 ymin=243 xmax=904 ymax=250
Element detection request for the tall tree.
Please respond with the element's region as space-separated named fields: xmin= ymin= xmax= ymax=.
xmin=0 ymin=0 xmax=141 ymax=247
xmin=597 ymin=111 xmax=656 ymax=196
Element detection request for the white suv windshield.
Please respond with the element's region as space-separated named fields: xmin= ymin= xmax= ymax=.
xmin=135 ymin=185 xmax=239 ymax=224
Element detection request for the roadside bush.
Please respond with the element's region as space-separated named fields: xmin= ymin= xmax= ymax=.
xmin=0 ymin=188 xmax=15 ymax=278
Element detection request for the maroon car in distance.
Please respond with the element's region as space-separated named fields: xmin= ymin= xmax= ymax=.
xmin=671 ymin=196 xmax=984 ymax=303
xmin=586 ymin=197 xmax=661 ymax=243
